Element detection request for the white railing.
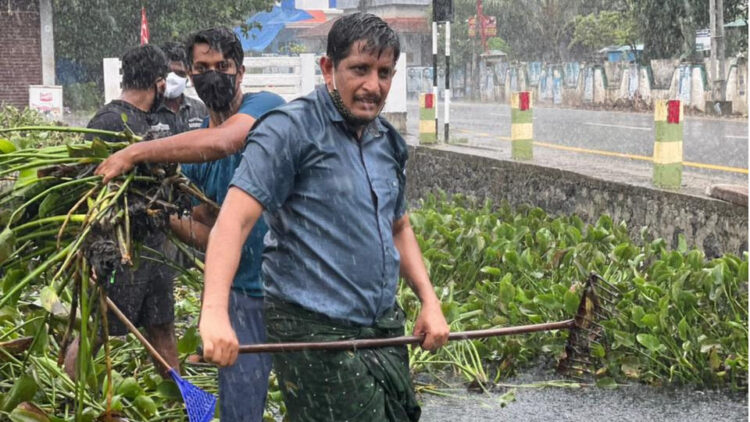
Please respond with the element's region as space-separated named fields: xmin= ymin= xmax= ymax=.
xmin=102 ymin=53 xmax=406 ymax=113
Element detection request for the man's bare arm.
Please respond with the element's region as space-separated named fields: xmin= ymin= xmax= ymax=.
xmin=199 ymin=187 xmax=264 ymax=366
xmin=169 ymin=215 xmax=210 ymax=250
xmin=392 ymin=213 xmax=449 ymax=351
xmin=169 ymin=204 xmax=217 ymax=250
xmin=96 ymin=113 xmax=256 ymax=182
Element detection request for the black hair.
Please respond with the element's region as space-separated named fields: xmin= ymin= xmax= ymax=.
xmin=161 ymin=41 xmax=188 ymax=67
xmin=186 ymin=27 xmax=244 ymax=70
xmin=326 ymin=13 xmax=400 ymax=67
xmin=120 ymin=44 xmax=168 ymax=90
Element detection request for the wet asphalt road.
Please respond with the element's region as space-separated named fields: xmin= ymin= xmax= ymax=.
xmin=407 ymin=101 xmax=749 ymax=171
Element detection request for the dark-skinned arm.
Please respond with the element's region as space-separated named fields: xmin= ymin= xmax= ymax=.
xmin=169 ymin=204 xmax=218 ymax=250
xmin=392 ymin=213 xmax=450 ymax=351
xmin=199 ymin=187 xmax=264 ymax=366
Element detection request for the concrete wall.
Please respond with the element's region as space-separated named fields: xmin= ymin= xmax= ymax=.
xmin=650 ymin=59 xmax=679 ymax=89
xmin=406 ymin=146 xmax=748 ymax=257
xmin=455 ymin=58 xmax=746 ymax=115
xmin=725 ymin=59 xmax=748 ymax=115
xmin=382 ymin=52 xmax=407 ymax=132
xmin=0 ymin=0 xmax=43 ymax=108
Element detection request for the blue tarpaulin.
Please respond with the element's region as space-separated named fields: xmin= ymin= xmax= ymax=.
xmin=234 ymin=0 xmax=312 ymax=52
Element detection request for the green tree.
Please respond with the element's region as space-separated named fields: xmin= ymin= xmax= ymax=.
xmin=486 ymin=37 xmax=511 ymax=55
xmin=633 ymin=0 xmax=747 ymax=60
xmin=53 ymin=0 xmax=271 ymax=84
xmin=570 ymin=10 xmax=639 ymax=59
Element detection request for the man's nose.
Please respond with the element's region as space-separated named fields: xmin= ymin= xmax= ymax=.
xmin=362 ymin=70 xmax=380 ymax=92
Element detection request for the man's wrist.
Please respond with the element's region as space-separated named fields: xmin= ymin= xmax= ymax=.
xmin=124 ymin=142 xmax=142 ymax=164
xmin=419 ymin=295 xmax=441 ymax=309
xmin=202 ymin=301 xmax=228 ymax=311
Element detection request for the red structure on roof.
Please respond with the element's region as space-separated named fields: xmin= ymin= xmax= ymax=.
xmin=299 ymin=9 xmax=328 ymax=24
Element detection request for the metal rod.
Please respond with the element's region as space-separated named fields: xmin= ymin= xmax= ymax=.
xmin=238 ymin=319 xmax=575 ymax=353
xmin=444 ymin=20 xmax=451 ymax=142
xmin=595 ymin=282 xmax=619 ymax=298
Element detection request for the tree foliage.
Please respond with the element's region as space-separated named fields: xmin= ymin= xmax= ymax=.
xmin=441 ymin=0 xmax=747 ymax=64
xmin=53 ymin=0 xmax=272 ymax=84
xmin=486 ymin=37 xmax=511 ymax=55
xmin=632 ymin=0 xmax=747 ymax=60
xmin=570 ymin=11 xmax=638 ymax=54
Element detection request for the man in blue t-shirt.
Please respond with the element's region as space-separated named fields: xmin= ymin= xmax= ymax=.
xmin=116 ymin=28 xmax=283 ymax=422
xmin=175 ymin=88 xmax=283 ymax=421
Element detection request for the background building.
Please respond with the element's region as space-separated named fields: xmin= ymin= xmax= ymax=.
xmin=0 ymin=0 xmax=55 ymax=108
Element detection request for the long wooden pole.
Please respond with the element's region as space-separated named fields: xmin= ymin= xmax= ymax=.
xmin=102 ymin=292 xmax=172 ymax=370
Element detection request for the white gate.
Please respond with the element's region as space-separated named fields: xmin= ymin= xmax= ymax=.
xmin=103 ymin=52 xmax=406 ymax=115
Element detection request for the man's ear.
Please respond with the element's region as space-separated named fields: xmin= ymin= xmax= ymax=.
xmin=232 ymin=64 xmax=245 ymax=94
xmin=157 ymin=78 xmax=166 ymax=94
xmin=320 ymin=56 xmax=334 ymax=90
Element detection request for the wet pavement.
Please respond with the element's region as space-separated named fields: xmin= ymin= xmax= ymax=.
xmin=419 ymin=370 xmax=748 ymax=422
xmin=405 ymin=101 xmax=748 ymax=200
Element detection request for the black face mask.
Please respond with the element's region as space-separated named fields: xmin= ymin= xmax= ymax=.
xmin=150 ymin=83 xmax=164 ymax=114
xmin=192 ymin=70 xmax=237 ymax=112
xmin=329 ymin=88 xmax=371 ymax=127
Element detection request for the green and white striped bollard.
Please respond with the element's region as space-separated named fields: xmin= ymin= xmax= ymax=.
xmin=419 ymin=93 xmax=437 ymax=144
xmin=652 ymin=100 xmax=683 ymax=189
xmin=511 ymin=91 xmax=533 ymax=160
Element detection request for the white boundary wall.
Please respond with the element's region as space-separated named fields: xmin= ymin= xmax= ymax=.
xmin=102 ymin=53 xmax=407 ymax=114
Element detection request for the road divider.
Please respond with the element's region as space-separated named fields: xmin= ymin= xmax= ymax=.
xmin=451 ymin=128 xmax=748 ymax=175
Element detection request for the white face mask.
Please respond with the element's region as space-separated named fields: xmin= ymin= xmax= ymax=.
xmin=164 ymin=72 xmax=188 ymax=99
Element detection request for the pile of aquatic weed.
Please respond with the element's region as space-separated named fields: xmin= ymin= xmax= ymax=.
xmin=401 ymin=193 xmax=747 ymax=392
xmin=0 ymin=115 xmax=224 ymax=421
xmin=0 ymin=110 xmax=745 ymax=421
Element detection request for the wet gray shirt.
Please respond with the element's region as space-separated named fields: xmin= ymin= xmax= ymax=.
xmin=230 ymin=85 xmax=408 ymax=326
xmin=152 ymin=95 xmax=208 ymax=137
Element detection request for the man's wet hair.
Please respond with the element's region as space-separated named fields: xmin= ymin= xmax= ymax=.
xmin=120 ymin=44 xmax=169 ymax=91
xmin=326 ymin=13 xmax=400 ymax=67
xmin=161 ymin=41 xmax=188 ymax=67
xmin=186 ymin=27 xmax=244 ymax=70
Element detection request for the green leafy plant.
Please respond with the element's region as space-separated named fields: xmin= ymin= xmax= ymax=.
xmin=403 ymin=192 xmax=747 ymax=390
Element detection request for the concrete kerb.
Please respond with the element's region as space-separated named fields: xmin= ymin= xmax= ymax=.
xmin=405 ymin=145 xmax=748 ymax=257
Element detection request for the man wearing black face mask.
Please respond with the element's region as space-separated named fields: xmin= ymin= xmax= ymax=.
xmin=95 ymin=28 xmax=282 ymax=183
xmin=66 ymin=44 xmax=181 ymax=380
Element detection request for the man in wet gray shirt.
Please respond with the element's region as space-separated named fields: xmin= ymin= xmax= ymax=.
xmin=198 ymin=13 xmax=449 ymax=422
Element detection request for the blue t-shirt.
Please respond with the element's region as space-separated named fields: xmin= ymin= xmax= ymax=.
xmin=181 ymin=92 xmax=286 ymax=296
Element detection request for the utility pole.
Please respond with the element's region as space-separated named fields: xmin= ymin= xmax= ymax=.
xmin=432 ymin=18 xmax=439 ymax=139
xmin=444 ymin=19 xmax=450 ymax=141
xmin=477 ymin=0 xmax=487 ymax=53
xmin=709 ymin=0 xmax=726 ymax=102
xmin=433 ymin=0 xmax=453 ymax=142
xmin=39 ymin=0 xmax=55 ymax=85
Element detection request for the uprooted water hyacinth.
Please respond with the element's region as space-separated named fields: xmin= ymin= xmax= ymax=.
xmin=404 ymin=193 xmax=747 ymax=392
xmin=0 ymin=120 xmax=221 ymax=421
xmin=0 ymin=111 xmax=746 ymax=420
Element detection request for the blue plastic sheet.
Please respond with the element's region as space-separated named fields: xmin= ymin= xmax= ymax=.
xmin=234 ymin=1 xmax=312 ymax=52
